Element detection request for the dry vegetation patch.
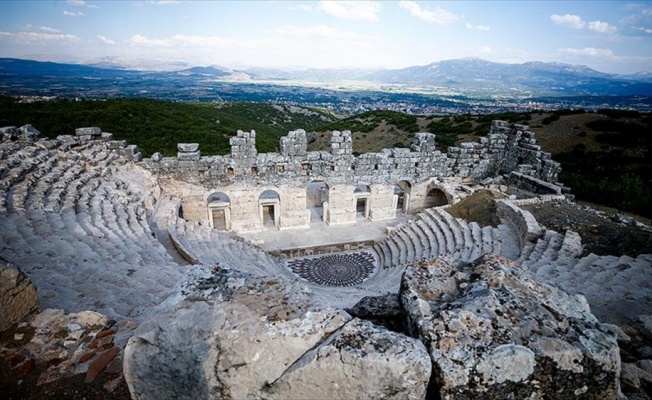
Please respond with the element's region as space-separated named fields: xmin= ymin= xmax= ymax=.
xmin=447 ymin=189 xmax=505 ymax=227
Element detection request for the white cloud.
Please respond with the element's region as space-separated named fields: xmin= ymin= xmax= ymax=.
xmin=129 ymin=34 xmax=171 ymax=47
xmin=550 ymin=14 xmax=585 ymax=29
xmin=317 ymin=1 xmax=380 ymax=22
xmin=97 ymin=35 xmax=116 ymax=45
xmin=63 ymin=10 xmax=85 ymax=17
xmin=588 ymin=20 xmax=617 ymax=34
xmin=551 ymin=14 xmax=617 ymax=34
xmin=0 ymin=30 xmax=80 ymax=44
xmin=148 ymin=1 xmax=179 ymax=5
xmin=620 ymin=5 xmax=652 ymax=36
xmin=465 ymin=22 xmax=490 ymax=32
xmin=561 ymin=47 xmax=614 ymax=57
xmin=40 ymin=26 xmax=60 ymax=33
xmin=399 ymin=1 xmax=457 ymax=25
xmin=66 ymin=0 xmax=99 ymax=9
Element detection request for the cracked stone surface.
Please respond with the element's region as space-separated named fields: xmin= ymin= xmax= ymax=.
xmin=401 ymin=254 xmax=621 ymax=399
xmin=123 ymin=265 xmax=430 ymax=400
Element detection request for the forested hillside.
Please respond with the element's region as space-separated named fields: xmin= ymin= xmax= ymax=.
xmin=0 ymin=96 xmax=335 ymax=156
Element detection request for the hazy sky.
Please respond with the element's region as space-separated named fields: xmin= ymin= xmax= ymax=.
xmin=0 ymin=0 xmax=651 ymax=73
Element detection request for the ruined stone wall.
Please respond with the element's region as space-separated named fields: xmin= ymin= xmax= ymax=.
xmin=496 ymin=199 xmax=544 ymax=249
xmin=60 ymin=121 xmax=561 ymax=231
xmin=141 ymin=122 xmax=559 ymax=189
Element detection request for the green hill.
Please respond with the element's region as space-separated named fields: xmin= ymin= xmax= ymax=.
xmin=308 ymin=110 xmax=531 ymax=153
xmin=0 ymin=96 xmax=335 ymax=157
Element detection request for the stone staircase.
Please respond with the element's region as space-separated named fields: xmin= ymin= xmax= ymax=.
xmin=485 ymin=197 xmax=652 ymax=325
xmin=517 ymin=230 xmax=651 ymax=325
xmin=355 ymin=206 xmax=505 ymax=300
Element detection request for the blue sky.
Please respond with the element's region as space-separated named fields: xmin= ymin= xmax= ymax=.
xmin=0 ymin=1 xmax=650 ymax=73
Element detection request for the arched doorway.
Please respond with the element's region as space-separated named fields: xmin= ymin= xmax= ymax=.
xmin=259 ymin=189 xmax=280 ymax=229
xmin=425 ymin=187 xmax=449 ymax=208
xmin=207 ymin=192 xmax=231 ymax=230
xmin=354 ymin=184 xmax=371 ymax=219
xmin=394 ymin=180 xmax=412 ymax=214
xmin=306 ymin=181 xmax=329 ymax=223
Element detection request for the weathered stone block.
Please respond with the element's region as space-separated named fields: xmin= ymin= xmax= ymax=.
xmin=0 ymin=258 xmax=38 ymax=332
xmin=177 ymin=143 xmax=199 ymax=152
xmin=75 ymin=127 xmax=101 ymax=136
xmin=57 ymin=134 xmax=76 ymax=143
xmin=401 ymin=255 xmax=620 ymax=399
xmin=124 ymin=266 xmax=431 ymax=399
xmin=177 ymin=151 xmax=200 ymax=161
xmin=18 ymin=124 xmax=40 ymax=141
xmin=107 ymin=140 xmax=127 ymax=149
xmin=0 ymin=126 xmax=17 ymax=136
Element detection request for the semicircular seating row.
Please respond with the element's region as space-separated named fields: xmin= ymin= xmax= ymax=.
xmin=166 ymin=215 xmax=393 ymax=308
xmin=0 ymin=139 xmax=184 ymax=321
xmin=371 ymin=207 xmax=503 ymax=269
xmin=511 ymin=220 xmax=652 ymax=325
xmin=347 ymin=203 xmax=652 ymax=326
xmin=168 ymin=215 xmax=291 ymax=279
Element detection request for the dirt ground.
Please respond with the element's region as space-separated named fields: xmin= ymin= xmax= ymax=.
xmin=526 ymin=113 xmax=610 ymax=155
xmin=447 ymin=189 xmax=505 ymax=227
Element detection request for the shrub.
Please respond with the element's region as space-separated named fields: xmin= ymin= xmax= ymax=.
xmin=541 ymin=113 xmax=560 ymax=125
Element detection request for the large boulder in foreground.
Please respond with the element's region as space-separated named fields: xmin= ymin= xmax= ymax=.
xmin=123 ymin=265 xmax=430 ymax=400
xmin=0 ymin=258 xmax=38 ymax=332
xmin=401 ymin=254 xmax=621 ymax=399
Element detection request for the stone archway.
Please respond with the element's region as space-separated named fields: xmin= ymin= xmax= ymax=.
xmin=259 ymin=189 xmax=281 ymax=229
xmin=354 ymin=184 xmax=371 ymax=220
xmin=425 ymin=187 xmax=449 ymax=208
xmin=394 ymin=180 xmax=412 ymax=214
xmin=306 ymin=181 xmax=329 ymax=223
xmin=207 ymin=192 xmax=231 ymax=230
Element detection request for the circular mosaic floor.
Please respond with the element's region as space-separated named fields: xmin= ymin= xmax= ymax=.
xmin=288 ymin=252 xmax=377 ymax=287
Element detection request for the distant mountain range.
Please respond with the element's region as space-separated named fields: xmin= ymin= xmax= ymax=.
xmin=1 ymin=56 xmax=651 ymax=97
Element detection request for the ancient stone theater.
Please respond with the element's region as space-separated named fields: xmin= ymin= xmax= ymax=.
xmin=1 ymin=121 xmax=650 ymax=399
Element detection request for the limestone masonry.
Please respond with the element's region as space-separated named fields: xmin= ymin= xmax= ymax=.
xmin=137 ymin=121 xmax=565 ymax=231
